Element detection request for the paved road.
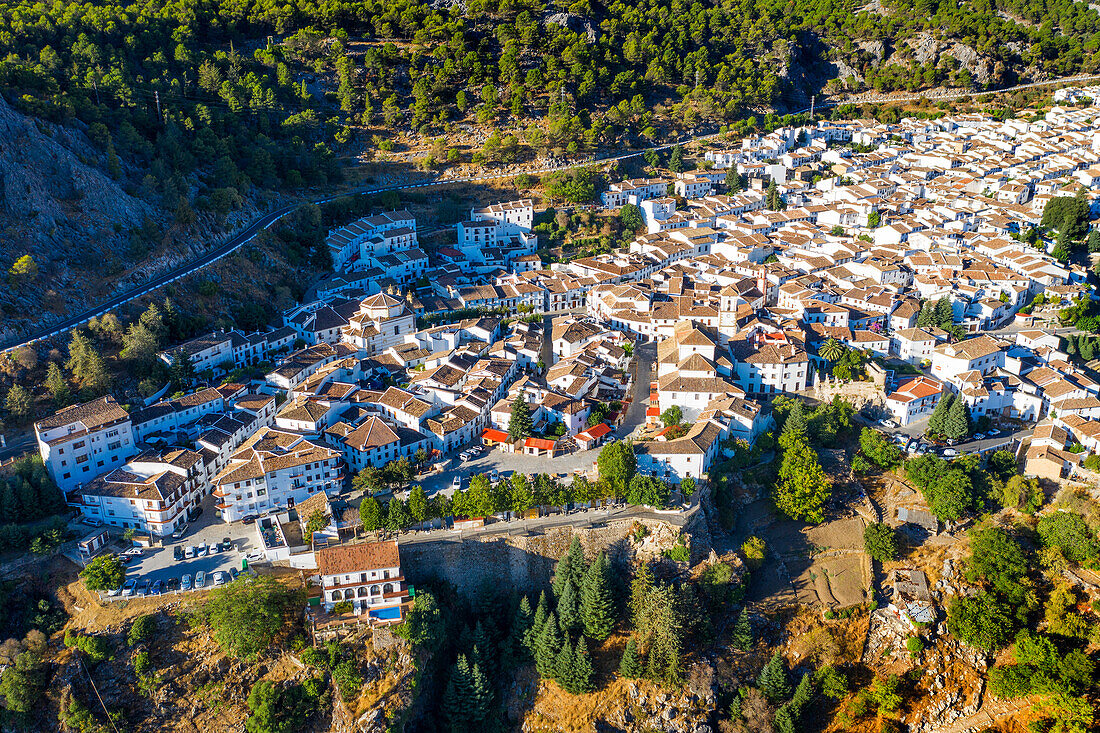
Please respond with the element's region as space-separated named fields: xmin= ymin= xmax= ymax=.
xmin=620 ymin=340 xmax=655 ymax=438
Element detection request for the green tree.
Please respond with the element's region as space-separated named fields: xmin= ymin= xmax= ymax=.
xmin=864 ymin=522 xmax=898 ymax=562
xmin=509 ymin=394 xmax=532 ymax=441
xmin=859 ymin=428 xmax=901 ymax=468
xmin=557 ymin=575 xmax=580 ymax=633
xmin=0 ymin=648 xmax=46 ymax=715
xmin=660 ymin=405 xmax=683 ymax=427
xmin=620 ymin=203 xmax=643 ymax=230
xmin=581 ymin=551 xmax=615 ymax=640
xmin=998 ymin=474 xmax=1042 ymax=514
xmin=509 ymin=472 xmax=534 ymax=514
xmin=4 ymin=384 xmax=32 ymax=422
xmin=1037 ymin=511 xmax=1100 ymax=566
xmin=927 ymin=392 xmax=954 ymax=436
xmin=352 ymin=466 xmax=384 ymax=495
xmin=128 ymin=614 xmax=156 ymax=646
xmin=773 ymin=433 xmax=831 ymax=524
xmin=202 ymin=575 xmax=295 ymax=660
xmin=245 ymin=679 xmax=322 ymax=733
xmin=597 ymin=441 xmax=636 ymax=497
xmin=757 ymin=651 xmax=792 ymax=702
xmin=943 ymin=395 xmax=969 ymax=440
xmin=619 ymin=638 xmax=643 ymax=677
xmin=359 ymin=496 xmax=383 ymax=531
xmin=934 ymin=297 xmax=954 ymax=328
xmin=80 ymin=553 xmax=125 ymax=591
xmin=442 ymin=654 xmax=491 ymax=731
xmin=408 ymin=484 xmax=429 ymax=524
xmin=947 ymin=591 xmax=1017 ymax=652
xmin=304 ymin=510 xmax=328 ymax=542
xmin=45 ymin=362 xmax=71 ymax=407
xmin=535 ymin=611 xmax=563 ymax=679
xmin=732 ymin=607 xmax=752 ymax=651
xmin=385 ymin=497 xmax=411 ymax=530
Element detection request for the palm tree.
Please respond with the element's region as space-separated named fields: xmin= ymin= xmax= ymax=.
xmin=819 ymin=338 xmax=845 ymax=364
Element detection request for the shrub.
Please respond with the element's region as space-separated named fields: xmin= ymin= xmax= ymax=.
xmin=864 ymin=523 xmax=898 ymax=562
xmin=906 ymin=636 xmax=924 ymax=658
xmin=332 ymin=600 xmax=353 ymax=615
xmin=742 ymin=536 xmax=766 ymax=569
xmin=128 ymin=615 xmax=155 ymax=646
xmin=133 ymin=650 xmax=151 ymax=675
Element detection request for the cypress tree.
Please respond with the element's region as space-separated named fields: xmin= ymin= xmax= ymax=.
xmin=732 ymin=607 xmax=752 ymax=651
xmin=927 ymin=392 xmax=953 ymax=436
xmin=757 ymin=652 xmax=792 ymax=703
xmin=554 ymin=635 xmax=574 ymax=687
xmin=934 ymin=297 xmax=954 ymax=328
xmin=917 ymin=300 xmax=935 ymax=328
xmin=581 ymin=552 xmax=615 ymax=641
xmin=1083 ymin=337 xmax=1096 ymax=362
xmin=1066 ymin=334 xmax=1078 ymax=356
xmin=557 ymin=576 xmax=580 ymax=634
xmin=944 ymin=395 xmax=969 ymax=440
xmin=535 ymin=612 xmax=562 ymax=679
xmin=619 ymin=638 xmax=643 ymax=678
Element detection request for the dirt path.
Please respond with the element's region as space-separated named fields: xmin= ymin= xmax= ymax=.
xmin=930 ymin=698 xmax=1033 ymax=733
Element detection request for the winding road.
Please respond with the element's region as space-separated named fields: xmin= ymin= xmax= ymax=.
xmin=5 ymin=73 xmax=1099 ymax=355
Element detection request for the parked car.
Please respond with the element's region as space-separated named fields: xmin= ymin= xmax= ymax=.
xmin=167 ymin=577 xmax=180 ymax=592
xmin=107 ymin=584 xmax=123 ymax=597
xmin=229 ymin=568 xmax=239 ymax=581
xmin=81 ymin=517 xmax=104 ymax=527
xmin=187 ymin=507 xmax=203 ymax=522
xmin=988 ymin=428 xmax=1002 ymax=436
xmin=222 ymin=537 xmax=232 ymax=551
xmin=195 ymin=571 xmax=206 ymax=588
xmin=943 ymin=448 xmax=958 ymax=457
xmin=196 ymin=542 xmax=208 ymax=557
xmin=881 ymin=420 xmax=898 ymax=429
xmin=150 ymin=580 xmax=164 ymax=596
xmin=972 ymin=433 xmax=985 ymax=440
xmin=174 ymin=546 xmax=184 ymax=561
xmin=213 ymin=571 xmax=227 ymax=586
xmin=211 ymin=542 xmax=222 ymax=554
xmin=181 ymin=574 xmax=192 ymax=591
xmin=245 ymin=550 xmax=264 ymax=564
xmin=458 ymin=451 xmax=471 ymax=461
xmin=451 ymin=476 xmax=462 ymax=490
xmin=185 ymin=545 xmax=195 ymax=559
xmin=122 ymin=579 xmax=137 ymax=596
xmin=137 ymin=580 xmax=149 ymax=596
xmin=241 ymin=514 xmax=258 ymax=525
xmin=171 ymin=526 xmax=186 ymax=540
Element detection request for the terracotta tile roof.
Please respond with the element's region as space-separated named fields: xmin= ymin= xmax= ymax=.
xmin=317 ymin=540 xmax=400 ymax=576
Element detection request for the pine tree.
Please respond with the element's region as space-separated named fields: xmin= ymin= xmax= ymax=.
xmin=0 ymin=482 xmax=16 ymax=524
xmin=927 ymin=392 xmax=954 ymax=436
xmin=535 ymin=612 xmax=562 ymax=679
xmin=569 ymin=636 xmax=595 ymax=693
xmin=510 ymin=596 xmax=534 ymax=663
xmin=45 ymin=363 xmax=70 ymax=408
xmin=467 ymin=661 xmax=493 ymax=724
xmin=944 ymin=395 xmax=969 ymax=440
xmin=790 ymin=671 xmax=815 ymax=713
xmin=758 ymin=651 xmax=792 ymax=703
xmin=552 ymin=556 xmax=572 ymax=601
xmin=781 ymin=400 xmax=807 ymax=441
xmin=581 ymin=552 xmax=615 ymax=641
xmin=558 ymin=578 xmax=580 ymax=634
xmin=554 ymin=635 xmax=574 ymax=687
xmin=774 ymin=704 xmax=796 ymax=733
xmin=732 ymin=608 xmax=752 ymax=651
xmin=566 ymin=536 xmax=587 ymax=589
xmin=527 ymin=591 xmax=549 ymax=651
xmin=471 ymin=621 xmax=496 ymax=679
xmin=619 ymin=638 xmax=643 ymax=678
xmin=442 ymin=655 xmax=475 ymax=731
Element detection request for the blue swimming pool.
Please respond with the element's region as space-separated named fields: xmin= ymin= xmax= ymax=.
xmin=369 ymin=606 xmax=402 ymax=621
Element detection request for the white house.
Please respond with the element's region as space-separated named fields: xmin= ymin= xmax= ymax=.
xmin=35 ymin=396 xmax=136 ymax=494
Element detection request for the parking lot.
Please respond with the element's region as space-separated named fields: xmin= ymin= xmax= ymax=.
xmin=110 ymin=495 xmax=265 ymax=598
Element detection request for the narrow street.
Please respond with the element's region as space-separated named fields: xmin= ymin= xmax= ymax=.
xmin=619 ymin=339 xmax=655 ymax=438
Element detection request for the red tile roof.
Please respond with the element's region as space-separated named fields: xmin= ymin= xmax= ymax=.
xmin=482 ymin=428 xmax=510 ymax=443
xmin=524 ymin=437 xmax=557 ymax=451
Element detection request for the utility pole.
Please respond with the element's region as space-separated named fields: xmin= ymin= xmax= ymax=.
xmin=810 ymin=95 xmax=815 ymax=120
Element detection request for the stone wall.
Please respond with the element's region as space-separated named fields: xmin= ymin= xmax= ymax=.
xmin=400 ymin=517 xmax=686 ymax=597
